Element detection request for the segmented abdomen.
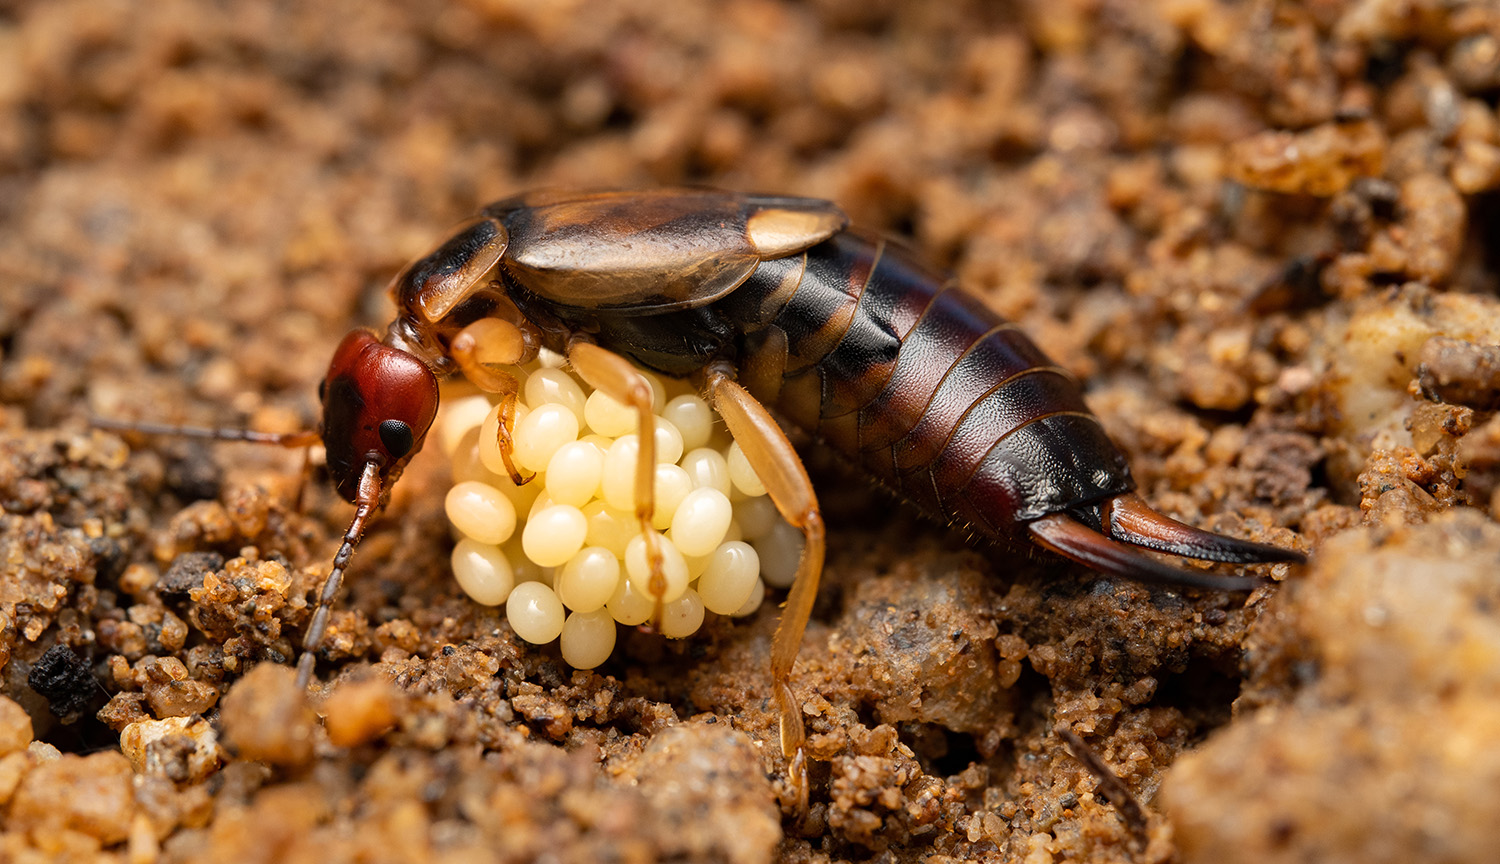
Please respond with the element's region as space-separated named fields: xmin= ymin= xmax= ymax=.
xmin=717 ymin=228 xmax=1134 ymax=540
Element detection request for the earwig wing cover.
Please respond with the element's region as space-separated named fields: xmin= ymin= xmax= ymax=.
xmin=490 ymin=189 xmax=845 ymax=314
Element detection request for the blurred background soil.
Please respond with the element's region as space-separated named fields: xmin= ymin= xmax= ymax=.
xmin=3 ymin=0 xmax=1500 ymax=861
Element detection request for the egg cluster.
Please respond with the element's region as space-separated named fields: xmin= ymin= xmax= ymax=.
xmin=436 ymin=354 xmax=804 ymax=669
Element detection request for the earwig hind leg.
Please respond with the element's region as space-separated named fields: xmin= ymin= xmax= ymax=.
xmin=1028 ymin=512 xmax=1266 ymax=592
xmin=1101 ymin=493 xmax=1306 ymax=565
xmin=565 ymin=339 xmax=666 ymax=617
xmin=451 ymin=319 xmax=530 ymax=485
xmin=705 ymin=367 xmax=825 ymax=818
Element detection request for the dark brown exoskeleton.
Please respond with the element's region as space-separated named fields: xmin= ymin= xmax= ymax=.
xmin=98 ymin=188 xmax=1302 ymax=802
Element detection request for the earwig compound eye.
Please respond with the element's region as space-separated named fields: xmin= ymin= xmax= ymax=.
xmin=379 ymin=419 xmax=415 ymax=459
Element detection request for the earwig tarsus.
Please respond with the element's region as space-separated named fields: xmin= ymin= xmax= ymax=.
xmin=95 ymin=188 xmax=1304 ymax=804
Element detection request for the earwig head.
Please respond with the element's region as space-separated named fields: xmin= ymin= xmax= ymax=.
xmin=319 ymin=330 xmax=440 ymax=502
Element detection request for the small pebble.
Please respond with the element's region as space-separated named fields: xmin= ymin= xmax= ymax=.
xmin=218 ymin=663 xmax=315 ymax=768
xmin=322 ymin=677 xmax=401 ymax=748
xmin=0 ymin=695 xmax=33 ymax=757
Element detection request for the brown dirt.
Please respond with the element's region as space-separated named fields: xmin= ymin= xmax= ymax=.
xmin=3 ymin=1 xmax=1500 ymax=862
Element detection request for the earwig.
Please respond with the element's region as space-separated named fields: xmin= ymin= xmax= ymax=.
xmin=96 ymin=188 xmax=1303 ymax=799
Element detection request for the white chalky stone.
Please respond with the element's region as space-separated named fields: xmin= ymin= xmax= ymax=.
xmin=669 ymin=487 xmax=733 ymax=557
xmin=557 ymin=546 xmax=621 ymax=613
xmin=437 ymin=394 xmax=494 ymax=456
xmin=662 ymin=395 xmax=714 ymax=452
xmin=506 ymin=581 xmax=564 ymax=644
xmin=451 ymin=539 xmax=515 ymax=606
xmin=696 ymin=541 xmax=760 ymax=615
xmin=624 ymin=532 xmax=689 ymax=602
xmin=584 ymin=390 xmax=636 ymax=437
xmin=582 ymin=501 xmax=637 ymax=558
xmin=659 ymin=589 xmax=705 ymax=639
xmin=650 ymin=463 xmax=693 ymax=530
xmin=512 ymin=403 xmax=580 ymax=473
xmin=753 ymin=519 xmax=803 ymax=588
xmin=679 ymin=448 xmax=732 ymax=496
xmin=726 ymin=441 xmax=767 ymax=497
xmin=560 ymin=609 xmax=617 ymax=669
xmin=733 ymin=495 xmax=779 ymax=540
xmin=524 ymin=368 xmax=587 ymax=424
xmin=545 ymin=441 xmax=604 ymax=507
xmin=522 ymin=504 xmax=588 ymax=567
xmin=732 ymin=578 xmax=766 ymax=617
xmin=445 ymin=481 xmax=517 ymax=545
xmin=478 ymin=401 xmax=530 ymax=477
xmin=606 ymin=573 xmax=655 ymax=625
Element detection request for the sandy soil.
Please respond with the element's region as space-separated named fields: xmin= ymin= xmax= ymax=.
xmin=3 ymin=1 xmax=1500 ymax=861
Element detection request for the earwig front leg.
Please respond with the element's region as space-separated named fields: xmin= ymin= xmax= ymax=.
xmin=704 ymin=366 xmax=825 ymax=816
xmin=565 ymin=339 xmax=666 ymax=613
xmin=451 ymin=318 xmax=533 ymax=485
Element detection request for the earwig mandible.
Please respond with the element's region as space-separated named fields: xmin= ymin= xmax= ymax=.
xmin=96 ymin=188 xmax=1303 ymax=794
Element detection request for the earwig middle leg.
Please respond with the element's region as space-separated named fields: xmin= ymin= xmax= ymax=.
xmin=451 ymin=318 xmax=532 ymax=484
xmin=565 ymin=339 xmax=667 ymax=611
xmin=704 ymin=366 xmax=826 ymax=816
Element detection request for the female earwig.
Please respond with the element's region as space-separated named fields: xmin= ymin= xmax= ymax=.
xmin=99 ymin=188 xmax=1303 ymax=794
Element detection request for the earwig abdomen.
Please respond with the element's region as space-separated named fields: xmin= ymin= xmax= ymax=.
xmin=718 ymin=228 xmax=1133 ymax=546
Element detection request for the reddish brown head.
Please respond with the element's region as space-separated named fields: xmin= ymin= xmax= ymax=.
xmin=319 ymin=330 xmax=440 ymax=502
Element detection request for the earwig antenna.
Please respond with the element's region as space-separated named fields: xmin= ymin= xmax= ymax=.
xmin=295 ymin=460 xmax=381 ymax=690
xmin=89 ymin=416 xmax=320 ymax=448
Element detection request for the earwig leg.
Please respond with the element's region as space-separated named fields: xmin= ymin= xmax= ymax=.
xmin=705 ymin=367 xmax=825 ymax=816
xmin=565 ymin=339 xmax=665 ymax=616
xmin=296 ymin=460 xmax=381 ymax=690
xmin=1028 ymin=512 xmax=1265 ymax=591
xmin=452 ymin=319 xmax=530 ymax=485
xmin=1100 ymin=493 xmax=1305 ymax=565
